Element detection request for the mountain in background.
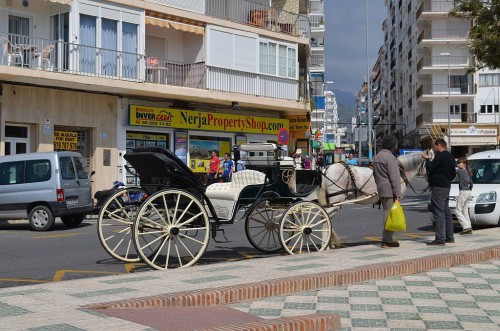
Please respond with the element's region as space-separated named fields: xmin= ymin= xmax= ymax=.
xmin=334 ymin=89 xmax=356 ymax=125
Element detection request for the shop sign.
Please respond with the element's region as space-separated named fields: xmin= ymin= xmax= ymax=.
xmin=450 ymin=126 xmax=497 ymax=136
xmin=285 ymin=115 xmax=309 ymax=139
xmin=129 ymin=105 xmax=288 ymax=134
xmin=126 ymin=132 xmax=167 ymax=141
xmin=54 ymin=131 xmax=77 ymax=150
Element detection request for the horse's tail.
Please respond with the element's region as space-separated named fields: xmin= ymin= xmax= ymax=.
xmin=317 ymin=169 xmax=328 ymax=206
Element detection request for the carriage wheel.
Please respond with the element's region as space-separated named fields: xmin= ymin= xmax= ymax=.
xmin=279 ymin=201 xmax=331 ymax=255
xmin=97 ymin=187 xmax=147 ymax=262
xmin=132 ymin=189 xmax=210 ymax=270
xmin=245 ymin=199 xmax=285 ymax=253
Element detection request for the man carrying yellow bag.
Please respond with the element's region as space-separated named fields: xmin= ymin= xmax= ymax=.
xmin=373 ymin=135 xmax=403 ymax=248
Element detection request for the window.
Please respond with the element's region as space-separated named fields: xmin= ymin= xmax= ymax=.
xmin=480 ymin=105 xmax=499 ymax=114
xmin=259 ymin=41 xmax=296 ymax=78
xmin=0 ymin=161 xmax=24 ymax=185
xmin=26 ymin=160 xmax=51 ymax=183
xmin=9 ymin=14 xmax=30 ymax=37
xmin=479 ymin=73 xmax=500 ymax=87
xmin=73 ymin=157 xmax=88 ymax=180
xmin=59 ymin=157 xmax=76 ymax=180
xmin=122 ymin=22 xmax=138 ymax=79
xmin=450 ymin=104 xmax=460 ymax=115
xmin=79 ymin=14 xmax=97 ymax=74
xmin=101 ymin=18 xmax=118 ymax=76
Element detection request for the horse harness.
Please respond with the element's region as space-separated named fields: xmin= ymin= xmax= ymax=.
xmin=323 ymin=161 xmax=374 ymax=199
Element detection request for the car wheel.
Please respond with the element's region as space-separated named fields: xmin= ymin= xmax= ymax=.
xmin=29 ymin=206 xmax=55 ymax=231
xmin=61 ymin=214 xmax=86 ymax=228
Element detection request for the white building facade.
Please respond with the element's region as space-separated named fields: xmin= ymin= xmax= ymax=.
xmin=0 ymin=0 xmax=312 ymax=191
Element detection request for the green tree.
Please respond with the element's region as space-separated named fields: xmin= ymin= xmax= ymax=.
xmin=450 ymin=0 xmax=500 ymax=70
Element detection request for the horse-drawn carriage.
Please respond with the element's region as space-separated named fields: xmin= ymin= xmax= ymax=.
xmin=97 ymin=143 xmax=426 ymax=270
xmin=97 ymin=143 xmax=331 ymax=270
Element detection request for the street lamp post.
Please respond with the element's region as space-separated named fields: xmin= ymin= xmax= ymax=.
xmin=440 ymin=52 xmax=451 ymax=148
xmin=365 ymin=0 xmax=373 ymax=160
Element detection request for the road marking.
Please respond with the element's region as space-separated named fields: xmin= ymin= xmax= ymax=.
xmin=52 ymin=270 xmax=122 ymax=282
xmin=401 ymin=233 xmax=427 ymax=238
xmin=0 ymin=278 xmax=49 ymax=284
xmin=32 ymin=233 xmax=86 ymax=239
xmin=124 ymin=263 xmax=146 ymax=273
xmin=238 ymin=252 xmax=255 ymax=259
xmin=364 ymin=236 xmax=383 ymax=242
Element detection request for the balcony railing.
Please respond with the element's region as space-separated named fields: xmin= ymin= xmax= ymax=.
xmin=420 ymin=83 xmax=473 ymax=95
xmin=146 ymin=0 xmax=205 ymax=14
xmin=424 ymin=0 xmax=456 ymax=13
xmin=309 ymin=14 xmax=324 ymax=29
xmin=205 ymin=0 xmax=309 ymax=37
xmin=0 ymin=33 xmax=299 ymax=101
xmin=310 ymin=53 xmax=324 ymax=69
xmin=418 ymin=55 xmax=471 ymax=67
xmin=424 ymin=111 xmax=477 ymax=123
xmin=419 ymin=28 xmax=469 ymax=40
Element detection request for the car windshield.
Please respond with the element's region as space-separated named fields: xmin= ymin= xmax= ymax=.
xmin=468 ymin=159 xmax=500 ymax=184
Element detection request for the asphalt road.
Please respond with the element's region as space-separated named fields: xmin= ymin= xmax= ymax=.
xmin=0 ymin=177 xmax=439 ymax=289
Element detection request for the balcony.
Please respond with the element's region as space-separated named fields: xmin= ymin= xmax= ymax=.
xmin=0 ymin=33 xmax=299 ymax=101
xmin=418 ymin=28 xmax=469 ymax=41
xmin=310 ymin=53 xmax=324 ymax=71
xmin=417 ymin=55 xmax=471 ymax=69
xmin=205 ymin=0 xmax=310 ymax=37
xmin=421 ymin=111 xmax=477 ymax=123
xmin=420 ymin=83 xmax=474 ymax=95
xmin=418 ymin=0 xmax=457 ymax=15
xmin=309 ymin=14 xmax=325 ymax=30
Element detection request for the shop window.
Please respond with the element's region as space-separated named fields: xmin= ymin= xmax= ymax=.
xmin=126 ymin=131 xmax=170 ymax=185
xmin=189 ymin=135 xmax=231 ymax=173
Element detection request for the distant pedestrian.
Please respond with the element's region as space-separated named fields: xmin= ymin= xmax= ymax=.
xmin=293 ymin=149 xmax=305 ymax=169
xmin=304 ymin=156 xmax=312 ymax=170
xmin=316 ymin=153 xmax=325 ymax=169
xmin=373 ymin=135 xmax=401 ymax=248
xmin=422 ymin=138 xmax=457 ymax=246
xmin=207 ymin=150 xmax=220 ymax=184
xmin=346 ymin=153 xmax=358 ymax=166
xmin=455 ymin=157 xmax=473 ymax=235
xmin=222 ymin=153 xmax=234 ymax=182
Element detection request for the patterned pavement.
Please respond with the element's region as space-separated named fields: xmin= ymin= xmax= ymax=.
xmin=0 ymin=228 xmax=498 ymax=330
xmin=231 ymin=260 xmax=500 ymax=330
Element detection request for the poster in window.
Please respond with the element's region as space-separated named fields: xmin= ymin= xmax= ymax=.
xmin=156 ymin=140 xmax=167 ymax=148
xmin=175 ymin=131 xmax=188 ymax=164
xmin=145 ymin=140 xmax=156 ymax=147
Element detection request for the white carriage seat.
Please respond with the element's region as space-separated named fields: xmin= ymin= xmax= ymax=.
xmin=206 ymin=170 xmax=266 ymax=200
xmin=205 ymin=170 xmax=266 ymax=220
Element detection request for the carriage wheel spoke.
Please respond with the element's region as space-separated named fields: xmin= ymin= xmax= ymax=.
xmin=248 ymin=216 xmax=268 ymax=226
xmin=139 ymin=232 xmax=168 ymax=250
xmin=310 ymin=237 xmax=320 ymax=251
xmin=150 ymin=235 xmax=168 ymax=267
xmin=176 ymin=235 xmax=196 ymax=259
xmin=162 ymin=194 xmax=172 ymax=225
xmin=111 ymin=229 xmax=131 ymax=252
xmin=305 ymin=236 xmax=311 ymax=253
xmin=310 ymin=232 xmax=326 ymax=243
xmin=174 ymin=239 xmax=183 ymax=267
xmin=284 ymin=231 xmax=301 ymax=244
xmin=150 ymin=204 xmax=167 ymax=225
xmin=104 ymin=226 xmax=130 ymax=242
xmin=182 ymin=227 xmax=208 ymax=231
xmin=173 ymin=198 xmax=194 ymax=225
xmin=176 ymin=210 xmax=204 ymax=228
xmin=309 ymin=217 xmax=329 ymax=228
xmin=178 ymin=233 xmax=206 ymax=245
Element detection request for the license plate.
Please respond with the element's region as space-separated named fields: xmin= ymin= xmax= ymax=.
xmin=66 ymin=198 xmax=78 ymax=206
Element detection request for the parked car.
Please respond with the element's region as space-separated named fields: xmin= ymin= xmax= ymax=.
xmin=0 ymin=151 xmax=94 ymax=231
xmin=429 ymin=149 xmax=500 ymax=227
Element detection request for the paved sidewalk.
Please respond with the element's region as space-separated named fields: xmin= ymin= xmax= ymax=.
xmin=0 ymin=228 xmax=499 ymax=331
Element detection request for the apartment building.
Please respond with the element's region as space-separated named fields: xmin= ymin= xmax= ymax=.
xmin=0 ymin=0 xmax=312 ymax=191
xmin=374 ymin=0 xmax=499 ymax=157
xmin=307 ymin=0 xmax=325 ymax=154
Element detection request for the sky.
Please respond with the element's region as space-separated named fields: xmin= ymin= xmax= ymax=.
xmin=325 ymin=0 xmax=387 ymax=97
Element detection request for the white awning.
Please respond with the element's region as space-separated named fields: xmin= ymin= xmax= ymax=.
xmin=146 ymin=16 xmax=205 ymax=35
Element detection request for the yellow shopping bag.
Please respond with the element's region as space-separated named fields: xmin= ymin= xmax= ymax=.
xmin=385 ymin=201 xmax=406 ymax=232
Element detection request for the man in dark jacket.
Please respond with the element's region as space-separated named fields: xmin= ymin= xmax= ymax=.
xmin=374 ymin=135 xmax=402 ymax=248
xmin=422 ymin=138 xmax=456 ymax=246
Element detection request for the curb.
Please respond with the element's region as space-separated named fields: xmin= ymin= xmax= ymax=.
xmin=88 ymin=245 xmax=500 ymax=310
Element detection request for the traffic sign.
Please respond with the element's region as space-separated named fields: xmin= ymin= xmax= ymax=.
xmin=278 ymin=128 xmax=290 ymax=145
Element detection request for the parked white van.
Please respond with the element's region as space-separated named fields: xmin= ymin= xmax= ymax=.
xmin=449 ymin=149 xmax=500 ymax=227
xmin=0 ymin=151 xmax=93 ymax=231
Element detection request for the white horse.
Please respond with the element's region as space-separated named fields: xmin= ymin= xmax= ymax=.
xmin=318 ymin=152 xmax=427 ymax=207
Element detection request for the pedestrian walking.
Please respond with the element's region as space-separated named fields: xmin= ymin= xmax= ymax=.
xmin=455 ymin=157 xmax=473 ymax=235
xmin=207 ymin=150 xmax=220 ymax=184
xmin=422 ymin=138 xmax=457 ymax=246
xmin=293 ymin=149 xmax=305 ymax=169
xmin=373 ymin=135 xmax=402 ymax=248
xmin=222 ymin=153 xmax=234 ymax=182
